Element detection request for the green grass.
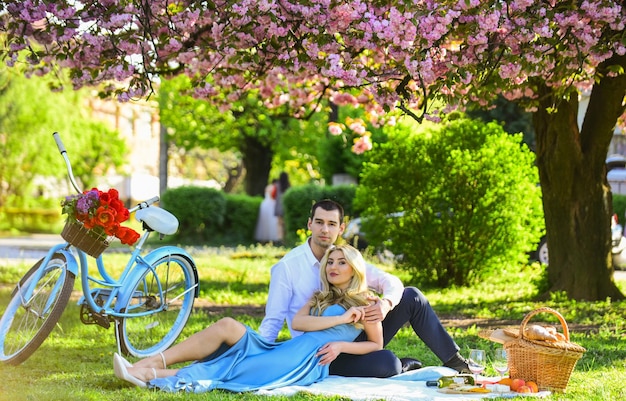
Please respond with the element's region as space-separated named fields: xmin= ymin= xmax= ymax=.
xmin=0 ymin=247 xmax=625 ymax=401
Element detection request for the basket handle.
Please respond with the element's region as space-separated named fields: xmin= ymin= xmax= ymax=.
xmin=519 ymin=307 xmax=570 ymax=342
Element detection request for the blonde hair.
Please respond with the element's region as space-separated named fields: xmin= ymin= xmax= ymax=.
xmin=308 ymin=244 xmax=371 ymax=321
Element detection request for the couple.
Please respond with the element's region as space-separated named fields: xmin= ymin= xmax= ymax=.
xmin=114 ymin=199 xmax=468 ymax=392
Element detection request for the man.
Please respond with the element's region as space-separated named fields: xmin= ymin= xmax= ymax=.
xmin=259 ymin=199 xmax=469 ymax=377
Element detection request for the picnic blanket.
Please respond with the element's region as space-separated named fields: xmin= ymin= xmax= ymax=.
xmin=256 ymin=367 xmax=551 ymax=400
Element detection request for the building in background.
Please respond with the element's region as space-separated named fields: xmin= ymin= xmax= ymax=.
xmin=87 ymin=98 xmax=162 ymax=204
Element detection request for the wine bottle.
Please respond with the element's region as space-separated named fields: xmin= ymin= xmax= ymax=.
xmin=426 ymin=374 xmax=475 ymax=388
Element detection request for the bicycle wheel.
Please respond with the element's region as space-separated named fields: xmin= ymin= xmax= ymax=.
xmin=0 ymin=254 xmax=75 ymax=365
xmin=117 ymin=253 xmax=197 ymax=357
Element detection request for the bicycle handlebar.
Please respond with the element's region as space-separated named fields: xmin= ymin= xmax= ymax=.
xmin=129 ymin=196 xmax=160 ymax=213
xmin=53 ymin=132 xmax=82 ymax=194
xmin=53 ymin=132 xmax=67 ymax=154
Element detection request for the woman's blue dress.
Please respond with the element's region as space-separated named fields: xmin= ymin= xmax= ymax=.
xmin=148 ymin=304 xmax=362 ymax=393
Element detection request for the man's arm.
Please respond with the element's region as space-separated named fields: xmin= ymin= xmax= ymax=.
xmin=365 ymin=263 xmax=404 ymax=308
xmin=259 ymin=262 xmax=292 ymax=341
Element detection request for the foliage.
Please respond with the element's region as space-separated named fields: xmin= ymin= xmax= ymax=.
xmin=160 ymin=186 xmax=227 ymax=243
xmin=612 ymin=194 xmax=626 ymax=224
xmin=0 ymin=67 xmax=127 ymax=208
xmin=61 ymin=188 xmax=140 ymax=245
xmin=466 ymin=96 xmax=536 ymax=150
xmin=317 ymin=106 xmax=389 ymax=183
xmin=355 ymin=117 xmax=544 ymax=287
xmin=159 ymin=76 xmax=325 ymax=196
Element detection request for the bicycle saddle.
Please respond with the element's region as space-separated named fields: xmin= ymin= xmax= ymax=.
xmin=135 ymin=207 xmax=179 ymax=235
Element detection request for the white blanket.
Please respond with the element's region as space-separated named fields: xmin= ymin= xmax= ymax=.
xmin=257 ymin=367 xmax=550 ymax=400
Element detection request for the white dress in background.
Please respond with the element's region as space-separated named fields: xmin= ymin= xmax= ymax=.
xmin=254 ymin=184 xmax=280 ymax=242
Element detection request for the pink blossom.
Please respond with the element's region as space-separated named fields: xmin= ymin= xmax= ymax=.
xmin=349 ymin=121 xmax=367 ymax=135
xmin=352 ymin=135 xmax=372 ymax=154
xmin=328 ymin=122 xmax=344 ymax=136
xmin=0 ymin=0 xmax=623 ymax=133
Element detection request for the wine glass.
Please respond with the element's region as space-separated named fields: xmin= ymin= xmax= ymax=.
xmin=492 ymin=348 xmax=509 ymax=378
xmin=468 ymin=349 xmax=486 ymax=384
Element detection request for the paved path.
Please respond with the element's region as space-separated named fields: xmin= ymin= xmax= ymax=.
xmin=0 ymin=233 xmax=62 ymax=263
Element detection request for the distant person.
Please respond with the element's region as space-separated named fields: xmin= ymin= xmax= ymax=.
xmin=254 ymin=179 xmax=280 ymax=242
xmin=259 ymin=199 xmax=470 ymax=378
xmin=274 ymin=172 xmax=291 ymax=241
xmin=113 ymin=244 xmax=383 ymax=392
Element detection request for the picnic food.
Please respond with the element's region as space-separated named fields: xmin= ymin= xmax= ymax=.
xmin=525 ymin=324 xmax=558 ymax=341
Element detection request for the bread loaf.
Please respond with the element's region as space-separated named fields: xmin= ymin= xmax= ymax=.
xmin=524 ymin=324 xmax=558 ymax=341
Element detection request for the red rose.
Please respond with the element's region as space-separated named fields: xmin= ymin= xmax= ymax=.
xmin=95 ymin=206 xmax=117 ymax=231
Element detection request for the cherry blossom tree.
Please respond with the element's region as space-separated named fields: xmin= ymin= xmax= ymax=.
xmin=1 ymin=0 xmax=625 ymax=300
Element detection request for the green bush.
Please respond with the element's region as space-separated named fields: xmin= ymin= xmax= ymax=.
xmin=282 ymin=184 xmax=357 ymax=245
xmin=221 ymin=194 xmax=262 ymax=245
xmin=612 ymin=194 xmax=626 ymax=224
xmin=160 ymin=186 xmax=227 ymax=243
xmin=355 ymin=117 xmax=544 ymax=287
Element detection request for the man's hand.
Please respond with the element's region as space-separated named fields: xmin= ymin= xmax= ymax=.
xmin=362 ymin=295 xmax=391 ymax=323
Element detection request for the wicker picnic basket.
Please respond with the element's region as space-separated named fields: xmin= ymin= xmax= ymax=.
xmin=61 ymin=221 xmax=110 ymax=258
xmin=503 ymin=307 xmax=586 ymax=392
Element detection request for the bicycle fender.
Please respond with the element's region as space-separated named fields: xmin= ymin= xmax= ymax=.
xmin=142 ymin=246 xmax=194 ymax=266
xmin=56 ymin=249 xmax=79 ymax=276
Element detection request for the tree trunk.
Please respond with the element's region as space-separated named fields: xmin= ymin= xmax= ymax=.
xmin=241 ymin=135 xmax=274 ymax=196
xmin=533 ymin=55 xmax=626 ymax=301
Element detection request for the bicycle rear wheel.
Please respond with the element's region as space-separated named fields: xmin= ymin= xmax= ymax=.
xmin=0 ymin=254 xmax=75 ymax=365
xmin=117 ymin=252 xmax=197 ymax=358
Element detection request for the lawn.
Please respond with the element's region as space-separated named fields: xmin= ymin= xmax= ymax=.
xmin=0 ymin=245 xmax=625 ymax=401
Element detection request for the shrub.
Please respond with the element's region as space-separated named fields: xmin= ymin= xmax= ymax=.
xmin=355 ymin=117 xmax=544 ymax=287
xmin=613 ymin=194 xmax=626 ymax=224
xmin=221 ymin=194 xmax=262 ymax=245
xmin=160 ymin=186 xmax=226 ymax=243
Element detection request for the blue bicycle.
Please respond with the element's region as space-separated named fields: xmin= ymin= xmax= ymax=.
xmin=0 ymin=133 xmax=199 ymax=365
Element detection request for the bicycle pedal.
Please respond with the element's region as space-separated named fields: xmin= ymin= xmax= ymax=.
xmin=79 ymin=304 xmax=111 ymax=329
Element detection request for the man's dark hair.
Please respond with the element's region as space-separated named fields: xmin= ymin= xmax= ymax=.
xmin=310 ymin=199 xmax=344 ymax=222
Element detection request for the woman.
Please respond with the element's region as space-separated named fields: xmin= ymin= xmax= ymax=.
xmin=254 ymin=179 xmax=280 ymax=242
xmin=274 ymin=172 xmax=290 ymax=240
xmin=113 ymin=244 xmax=383 ymax=392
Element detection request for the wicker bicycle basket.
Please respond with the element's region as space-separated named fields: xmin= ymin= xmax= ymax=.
xmin=61 ymin=221 xmax=110 ymax=258
xmin=503 ymin=307 xmax=586 ymax=392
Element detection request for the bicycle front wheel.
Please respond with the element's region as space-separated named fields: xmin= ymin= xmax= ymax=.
xmin=0 ymin=254 xmax=75 ymax=365
xmin=117 ymin=253 xmax=197 ymax=358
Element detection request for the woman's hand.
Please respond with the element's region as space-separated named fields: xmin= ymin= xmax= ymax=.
xmin=342 ymin=306 xmax=365 ymax=324
xmin=316 ymin=342 xmax=344 ymax=365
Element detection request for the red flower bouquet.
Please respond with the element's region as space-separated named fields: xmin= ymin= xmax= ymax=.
xmin=61 ymin=188 xmax=140 ymax=246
